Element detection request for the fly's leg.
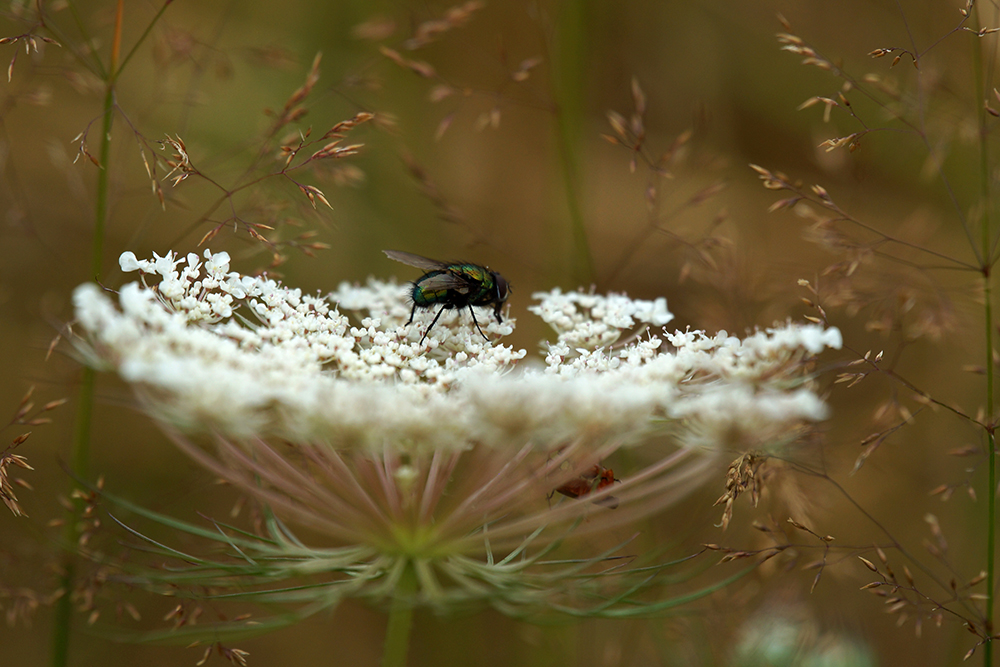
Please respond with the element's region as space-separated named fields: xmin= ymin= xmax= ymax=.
xmin=420 ymin=304 xmax=449 ymax=344
xmin=468 ymin=306 xmax=489 ymax=341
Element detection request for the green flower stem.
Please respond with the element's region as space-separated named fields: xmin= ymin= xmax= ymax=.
xmin=51 ymin=90 xmax=112 ymax=667
xmin=51 ymin=365 xmax=95 ymax=667
xmin=972 ymin=3 xmax=995 ymax=664
xmin=90 ymin=86 xmax=115 ymax=278
xmin=52 ymin=5 xmax=120 ymax=665
xmin=980 ymin=271 xmax=994 ymax=667
xmin=381 ymin=561 xmax=418 ymax=667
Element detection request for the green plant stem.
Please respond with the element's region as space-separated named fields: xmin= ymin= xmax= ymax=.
xmin=982 ymin=272 xmax=994 ymax=667
xmin=552 ymin=0 xmax=594 ymax=286
xmin=988 ymin=426 xmax=996 ymax=666
xmin=983 ymin=276 xmax=995 ymax=667
xmin=972 ymin=3 xmax=995 ymax=664
xmin=49 ymin=557 xmax=75 ymax=667
xmin=90 ymin=86 xmax=115 ymax=277
xmin=51 ymin=35 xmax=118 ymax=667
xmin=51 ymin=367 xmax=94 ymax=667
xmin=381 ymin=561 xmax=417 ymax=667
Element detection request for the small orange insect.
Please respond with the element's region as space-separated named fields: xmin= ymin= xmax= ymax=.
xmin=550 ymin=464 xmax=621 ymax=509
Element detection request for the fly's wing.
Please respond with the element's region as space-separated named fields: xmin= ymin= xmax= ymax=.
xmin=383 ymin=250 xmax=448 ymax=271
xmin=417 ymin=271 xmax=474 ymax=294
xmin=384 ymin=251 xmax=477 ymax=294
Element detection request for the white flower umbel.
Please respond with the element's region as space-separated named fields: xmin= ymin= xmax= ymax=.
xmin=72 ymin=249 xmax=841 ymax=622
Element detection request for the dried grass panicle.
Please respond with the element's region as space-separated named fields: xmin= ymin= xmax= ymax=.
xmin=755 ymin=10 xmax=997 ymax=644
xmin=1 ymin=386 xmax=64 ymax=517
xmin=73 ymin=52 xmax=373 ymax=262
xmin=856 ymin=540 xmax=988 ymax=643
xmin=160 ymin=135 xmax=197 ymax=187
xmin=754 ymin=164 xmax=958 ymax=346
xmin=379 ymin=45 xmax=436 ymax=78
xmin=194 ymin=643 xmax=250 ymax=667
xmin=0 ymin=585 xmax=42 ymax=628
xmin=603 ymin=77 xmax=691 ymax=179
xmin=775 ymin=31 xmax=835 ymax=72
xmin=775 ymin=8 xmax=998 ymax=173
xmin=68 ymin=476 xmax=104 ymax=551
xmin=276 ymin=52 xmax=322 ymax=125
xmin=0 ymin=30 xmax=60 ymax=82
xmin=714 ymin=452 xmax=765 ymax=531
xmin=0 ymin=442 xmax=33 ymax=517
xmin=603 ymin=79 xmax=730 ymax=286
xmin=375 ymin=4 xmax=540 ymax=141
xmin=402 ymin=1 xmax=485 ymax=50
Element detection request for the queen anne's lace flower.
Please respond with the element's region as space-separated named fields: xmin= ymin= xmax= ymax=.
xmin=71 ymin=249 xmax=842 ymax=622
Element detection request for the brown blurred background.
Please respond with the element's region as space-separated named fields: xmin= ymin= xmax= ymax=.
xmin=0 ymin=1 xmax=994 ymax=665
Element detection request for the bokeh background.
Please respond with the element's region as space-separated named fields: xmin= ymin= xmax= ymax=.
xmin=1 ymin=1 xmax=996 ymax=665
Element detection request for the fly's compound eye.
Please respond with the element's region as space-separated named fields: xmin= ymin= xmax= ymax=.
xmin=493 ymin=273 xmax=510 ymax=303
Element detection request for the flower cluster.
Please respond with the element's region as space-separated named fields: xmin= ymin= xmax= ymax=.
xmin=75 ymin=251 xmax=839 ymax=457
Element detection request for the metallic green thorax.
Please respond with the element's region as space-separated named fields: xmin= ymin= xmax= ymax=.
xmin=411 ymin=264 xmax=496 ymax=307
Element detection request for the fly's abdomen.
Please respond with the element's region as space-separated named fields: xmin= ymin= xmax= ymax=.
xmin=411 ymin=270 xmax=459 ymax=307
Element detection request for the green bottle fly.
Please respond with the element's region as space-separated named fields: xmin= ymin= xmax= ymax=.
xmin=383 ymin=250 xmax=511 ymax=343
